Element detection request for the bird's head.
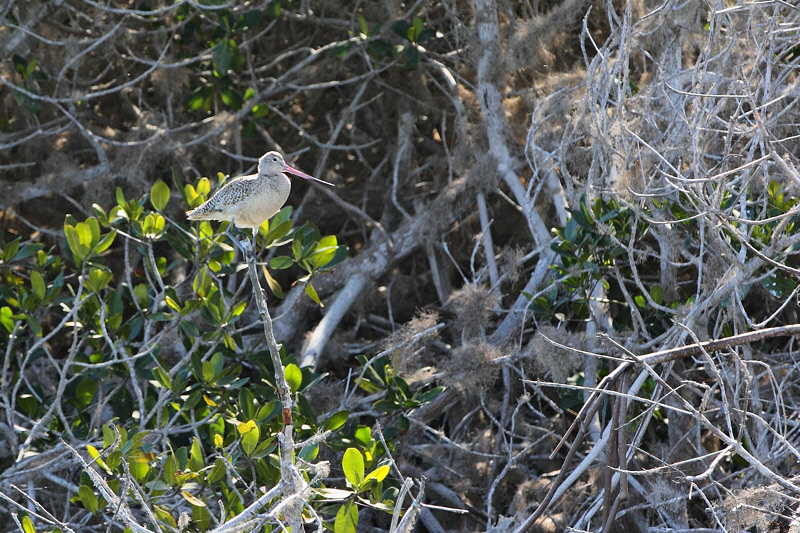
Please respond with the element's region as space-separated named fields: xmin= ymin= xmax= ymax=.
xmin=258 ymin=151 xmax=288 ymax=175
xmin=258 ymin=151 xmax=335 ymax=187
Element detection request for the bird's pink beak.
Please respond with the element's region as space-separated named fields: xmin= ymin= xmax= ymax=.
xmin=283 ymin=164 xmax=335 ymax=187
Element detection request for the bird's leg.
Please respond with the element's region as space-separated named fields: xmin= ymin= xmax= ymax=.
xmin=225 ymin=219 xmax=249 ymax=256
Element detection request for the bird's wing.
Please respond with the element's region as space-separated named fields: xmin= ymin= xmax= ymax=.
xmin=201 ymin=174 xmax=258 ymax=213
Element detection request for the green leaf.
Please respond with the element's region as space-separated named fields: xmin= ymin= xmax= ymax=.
xmin=416 ymin=386 xmax=444 ymax=404
xmin=189 ymin=437 xmax=204 ymax=472
xmin=153 ymin=366 xmax=172 ymax=390
xmin=13 ymin=55 xmax=27 ymax=75
xmin=262 ymin=266 xmax=284 ymax=298
xmin=150 ymin=180 xmax=170 ymax=212
xmin=64 ymin=223 xmax=83 ymax=263
xmin=17 ymin=394 xmax=38 ymax=416
xmin=391 ymin=20 xmax=410 ymax=39
xmin=75 ymin=378 xmax=97 ymax=408
xmin=335 ymin=501 xmax=359 ymax=533
xmin=233 ymin=10 xmax=263 ymax=32
xmin=311 ymin=235 xmax=338 ymax=267
xmin=252 ymin=103 xmax=269 ymax=118
xmin=86 ymin=267 xmax=113 ymax=292
xmin=220 ymin=87 xmax=242 ymax=110
xmin=213 ymin=39 xmax=244 ymax=75
xmin=21 ymin=515 xmax=35 ymax=533
xmin=412 ymin=17 xmax=424 ymax=38
xmin=0 ymin=307 xmax=15 ymax=333
xmin=314 ymin=487 xmax=355 ymax=500
xmin=269 ymin=256 xmax=293 ymax=270
xmin=24 ymin=58 xmax=37 ymax=78
xmin=418 ymin=28 xmax=439 ymax=43
xmin=650 ymin=285 xmax=663 ymax=306
xmin=299 ymin=442 xmax=319 ymax=462
xmin=182 ymin=490 xmax=206 ymax=507
xmin=305 ymin=283 xmax=323 ymax=307
xmin=238 ymin=387 xmax=255 ymax=421
xmin=93 ymin=229 xmax=117 ymax=255
xmin=369 ymin=40 xmax=392 ymax=57
xmin=86 ymin=217 xmax=101 ymax=249
xmin=3 ymin=238 xmax=20 ymax=262
xmin=30 ymin=270 xmax=45 ymax=300
xmin=207 ymin=458 xmax=226 ymax=484
xmin=292 ymin=234 xmax=304 ymax=260
xmin=364 ymin=464 xmax=390 ymax=483
xmin=213 ymin=39 xmax=234 ymax=75
xmin=264 ymin=220 xmax=293 ymax=245
xmin=187 ymin=84 xmax=213 ymax=111
xmin=79 ymin=486 xmax=98 ymax=514
xmin=342 ymin=448 xmax=364 ymax=487
xmin=331 ymin=42 xmax=353 ymax=59
xmin=267 ymin=0 xmax=282 ymax=19
xmin=358 ymin=14 xmax=369 ymax=36
xmin=353 ymin=426 xmax=372 ymax=447
xmin=284 ymin=363 xmax=302 ymax=393
xmin=404 ymin=45 xmax=420 ymax=69
xmin=241 ymin=423 xmax=260 ymax=456
xmin=190 ymin=501 xmax=211 ymax=529
xmin=323 ymin=410 xmax=349 ymax=432
xmin=25 ymin=315 xmax=41 ymax=336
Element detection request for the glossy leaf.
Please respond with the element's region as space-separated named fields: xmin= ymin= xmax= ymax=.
xmin=30 ymin=270 xmax=45 ymax=299
xmin=364 ymin=464 xmax=390 ymax=483
xmin=269 ymin=256 xmax=293 ymax=270
xmin=262 ymin=266 xmax=284 ymax=298
xmin=342 ymin=448 xmax=364 ymax=487
xmin=284 ymin=363 xmax=302 ymax=393
xmin=21 ymin=516 xmax=35 ymax=533
xmin=241 ymin=423 xmax=260 ymax=456
xmin=335 ymin=501 xmax=358 ymax=533
xmin=79 ymin=486 xmax=98 ymax=513
xmin=323 ymin=410 xmax=349 ymax=432
xmin=150 ymin=180 xmax=170 ymax=212
xmin=305 ymin=283 xmax=323 ymax=306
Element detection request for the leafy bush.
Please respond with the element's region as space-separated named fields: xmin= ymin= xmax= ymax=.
xmin=0 ymin=175 xmax=443 ymax=532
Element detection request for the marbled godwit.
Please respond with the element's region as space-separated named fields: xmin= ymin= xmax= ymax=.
xmin=186 ymin=151 xmax=332 ymax=252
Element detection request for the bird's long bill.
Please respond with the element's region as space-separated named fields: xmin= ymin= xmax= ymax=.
xmin=282 ymin=164 xmax=335 ymax=187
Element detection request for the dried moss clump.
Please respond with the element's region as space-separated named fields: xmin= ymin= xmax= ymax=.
xmin=386 ymin=310 xmax=441 ymax=375
xmin=450 ymin=284 xmax=499 ymax=340
xmin=527 ymin=326 xmax=585 ymax=384
xmin=719 ymin=485 xmax=785 ymax=533
xmin=440 ymin=338 xmax=502 ymax=394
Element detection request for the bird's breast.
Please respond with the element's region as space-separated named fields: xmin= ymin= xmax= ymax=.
xmin=234 ymin=174 xmax=291 ymax=227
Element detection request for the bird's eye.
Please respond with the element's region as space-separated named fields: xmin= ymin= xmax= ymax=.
xmin=272 ymin=157 xmax=278 ymax=162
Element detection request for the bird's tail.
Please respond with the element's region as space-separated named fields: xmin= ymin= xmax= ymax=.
xmin=186 ymin=208 xmax=205 ymax=220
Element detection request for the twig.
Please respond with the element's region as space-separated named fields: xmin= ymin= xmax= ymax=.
xmin=243 ymin=241 xmax=304 ymax=532
xmin=476 ymin=192 xmax=499 ymax=288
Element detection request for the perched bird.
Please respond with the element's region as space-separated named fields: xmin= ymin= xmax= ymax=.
xmin=186 ymin=151 xmax=333 ymax=251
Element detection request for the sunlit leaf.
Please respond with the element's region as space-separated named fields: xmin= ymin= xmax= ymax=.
xmin=150 ymin=180 xmax=170 ymax=212
xmin=364 ymin=464 xmax=390 ymax=483
xmin=323 ymin=410 xmax=349 ymax=432
xmin=335 ymin=501 xmax=358 ymax=533
xmin=30 ymin=270 xmax=45 ymax=300
xmin=284 ymin=363 xmax=302 ymax=393
xmin=305 ymin=283 xmax=323 ymax=307
xmin=342 ymin=448 xmax=364 ymax=487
